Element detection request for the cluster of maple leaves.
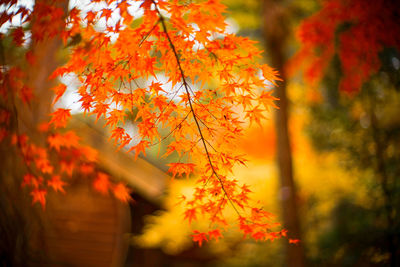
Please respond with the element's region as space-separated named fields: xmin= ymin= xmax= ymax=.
xmin=290 ymin=0 xmax=400 ymax=94
xmin=1 ymin=0 xmax=286 ymax=245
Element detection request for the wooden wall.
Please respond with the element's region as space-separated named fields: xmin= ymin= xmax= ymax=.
xmin=40 ymin=180 xmax=131 ymax=267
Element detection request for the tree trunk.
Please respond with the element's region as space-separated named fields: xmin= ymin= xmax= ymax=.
xmin=22 ymin=0 xmax=69 ymax=136
xmin=262 ymin=1 xmax=306 ymax=266
xmin=0 ymin=0 xmax=68 ymax=265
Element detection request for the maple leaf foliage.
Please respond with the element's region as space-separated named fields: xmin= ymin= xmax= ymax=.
xmin=93 ymin=172 xmax=111 ymax=195
xmin=31 ymin=188 xmax=47 ymax=209
xmin=0 ymin=0 xmax=285 ymax=245
xmin=192 ymin=230 xmax=208 ymax=247
xmin=47 ymin=175 xmax=67 ymax=193
xmin=113 ymin=182 xmax=133 ymax=203
xmin=289 ymin=0 xmax=400 ymax=94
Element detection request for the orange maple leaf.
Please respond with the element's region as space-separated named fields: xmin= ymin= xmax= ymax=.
xmin=51 ymin=84 xmax=67 ymax=104
xmin=93 ymin=172 xmax=110 ymax=195
xmin=47 ymin=134 xmax=64 ymax=151
xmin=101 ymin=8 xmax=113 ymax=20
xmin=106 ymin=109 xmax=125 ymax=127
xmin=208 ymin=229 xmax=223 ymax=242
xmin=252 ymin=231 xmax=266 ymax=241
xmin=79 ymin=163 xmax=95 ymax=175
xmin=128 ymin=140 xmax=150 ymax=160
xmin=49 ymin=108 xmax=71 ymax=128
xmin=85 ymin=11 xmax=96 ymax=23
xmin=289 ymin=239 xmax=301 ymax=245
xmin=47 ymin=175 xmax=66 ymax=193
xmin=38 ymin=122 xmax=50 ymax=132
xmin=80 ymin=146 xmax=98 ymax=162
xmin=110 ymin=127 xmax=126 ymax=144
xmin=112 ymin=183 xmax=132 ymax=203
xmin=184 ymin=208 xmax=197 ymax=224
xmin=149 ymin=81 xmax=165 ymax=95
xmin=30 ymin=188 xmax=47 ymax=208
xmin=167 ymin=163 xmax=196 ymax=179
xmin=259 ymin=91 xmax=279 ymax=111
xmin=92 ymin=103 xmax=109 ymax=122
xmin=60 ymin=161 xmax=74 ymax=176
xmin=21 ymin=173 xmax=35 ymax=188
xmin=63 ymin=131 xmax=80 ymax=147
xmin=192 ymin=230 xmax=208 ymax=247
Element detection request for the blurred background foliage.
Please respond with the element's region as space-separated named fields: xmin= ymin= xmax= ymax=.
xmin=132 ymin=0 xmax=400 ymax=266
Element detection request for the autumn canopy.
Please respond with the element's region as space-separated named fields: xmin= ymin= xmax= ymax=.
xmin=0 ymin=0 xmax=285 ymax=245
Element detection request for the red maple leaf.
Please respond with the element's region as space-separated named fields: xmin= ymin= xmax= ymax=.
xmin=30 ymin=188 xmax=47 ymax=208
xmin=184 ymin=208 xmax=197 ymax=224
xmin=208 ymin=229 xmax=223 ymax=242
xmin=192 ymin=230 xmax=208 ymax=247
xmin=49 ymin=108 xmax=71 ymax=128
xmin=51 ymin=84 xmax=67 ymax=104
xmin=112 ymin=183 xmax=132 ymax=203
xmin=167 ymin=163 xmax=196 ymax=179
xmin=47 ymin=175 xmax=66 ymax=193
xmin=289 ymin=239 xmax=301 ymax=245
xmin=93 ymin=172 xmax=110 ymax=195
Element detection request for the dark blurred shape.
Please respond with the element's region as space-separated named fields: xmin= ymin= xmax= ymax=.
xmin=65 ymin=34 xmax=82 ymax=48
xmin=263 ymin=1 xmax=306 ymax=266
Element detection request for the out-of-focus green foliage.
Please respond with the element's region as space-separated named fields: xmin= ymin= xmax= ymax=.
xmin=222 ymin=0 xmax=318 ymax=33
xmin=222 ymin=0 xmax=261 ymax=31
xmin=305 ymin=47 xmax=400 ymax=266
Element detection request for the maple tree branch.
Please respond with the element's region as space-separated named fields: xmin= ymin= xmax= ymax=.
xmin=139 ymin=18 xmax=161 ymax=47
xmin=131 ymin=78 xmax=143 ymax=90
xmin=155 ymin=7 xmax=214 ymax=166
xmin=153 ymin=1 xmax=241 ymax=217
xmin=202 ymin=137 xmax=218 ymax=153
xmin=0 ymin=40 xmax=39 ymax=177
xmin=207 ymin=195 xmax=228 ymax=228
xmin=9 ymin=87 xmax=40 ymax=178
xmin=192 ymin=100 xmax=220 ymax=123
xmin=152 ymin=83 xmax=184 ymax=126
xmin=148 ymin=110 xmax=191 ymax=147
xmin=184 ymin=31 xmax=220 ymax=62
xmin=186 ymin=83 xmax=221 ymax=123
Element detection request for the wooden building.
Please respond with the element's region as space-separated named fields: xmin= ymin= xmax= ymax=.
xmin=39 ymin=117 xmax=169 ymax=267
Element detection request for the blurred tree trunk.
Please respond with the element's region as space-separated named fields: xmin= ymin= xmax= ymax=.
xmin=262 ymin=1 xmax=306 ymax=266
xmin=0 ymin=0 xmax=68 ymax=265
xmin=23 ymin=0 xmax=68 ymax=135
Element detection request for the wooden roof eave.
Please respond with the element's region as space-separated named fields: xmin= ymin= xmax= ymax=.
xmin=68 ymin=116 xmax=169 ymax=205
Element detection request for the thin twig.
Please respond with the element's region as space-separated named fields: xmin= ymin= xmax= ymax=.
xmin=139 ymin=18 xmax=161 ymax=47
xmin=148 ymin=110 xmax=191 ymax=147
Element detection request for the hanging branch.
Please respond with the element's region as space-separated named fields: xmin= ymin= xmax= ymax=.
xmin=152 ymin=0 xmax=241 ymax=216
